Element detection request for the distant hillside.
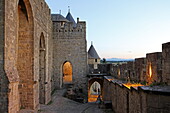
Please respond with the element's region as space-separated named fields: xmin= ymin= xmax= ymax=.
xmin=106 ymin=58 xmax=134 ymax=62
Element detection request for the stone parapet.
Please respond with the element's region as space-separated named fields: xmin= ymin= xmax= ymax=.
xmin=146 ymin=52 xmax=162 ymax=83
xmin=103 ymin=77 xmax=170 ymax=113
xmin=162 ymin=42 xmax=170 ymax=85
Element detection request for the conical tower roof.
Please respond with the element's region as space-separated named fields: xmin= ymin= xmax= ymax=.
xmin=88 ymin=44 xmax=100 ymax=59
xmin=66 ymin=12 xmax=76 ymax=27
xmin=51 ymin=14 xmax=69 ymax=22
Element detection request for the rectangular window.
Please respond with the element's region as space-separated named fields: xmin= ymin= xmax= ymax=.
xmin=95 ymin=59 xmax=97 ymax=62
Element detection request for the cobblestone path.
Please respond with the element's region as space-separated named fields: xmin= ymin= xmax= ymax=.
xmin=39 ymin=89 xmax=113 ymax=113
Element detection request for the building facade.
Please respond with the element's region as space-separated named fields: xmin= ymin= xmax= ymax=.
xmin=51 ymin=12 xmax=87 ymax=94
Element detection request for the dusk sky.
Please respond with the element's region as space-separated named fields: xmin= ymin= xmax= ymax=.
xmin=45 ymin=0 xmax=170 ymax=59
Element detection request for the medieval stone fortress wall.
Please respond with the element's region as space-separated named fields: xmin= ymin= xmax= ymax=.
xmin=0 ymin=0 xmax=52 ymax=112
xmin=0 ymin=0 xmax=87 ymax=112
xmin=105 ymin=42 xmax=170 ymax=85
xmin=51 ymin=13 xmax=87 ymax=94
xmin=98 ymin=42 xmax=170 ymax=113
xmin=0 ymin=0 xmax=170 ymax=113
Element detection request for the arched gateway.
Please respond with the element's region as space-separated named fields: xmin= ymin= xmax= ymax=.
xmin=88 ymin=78 xmax=103 ymax=102
xmin=62 ymin=61 xmax=73 ymax=84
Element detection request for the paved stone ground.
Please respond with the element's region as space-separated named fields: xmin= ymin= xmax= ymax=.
xmin=39 ymin=89 xmax=113 ymax=113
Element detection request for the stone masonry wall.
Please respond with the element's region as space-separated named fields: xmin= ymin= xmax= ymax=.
xmin=88 ymin=58 xmax=100 ymax=64
xmin=52 ymin=19 xmax=87 ymax=94
xmin=110 ymin=53 xmax=164 ymax=84
xmin=110 ymin=80 xmax=132 ymax=113
xmin=88 ymin=64 xmax=111 ymax=75
xmin=127 ymin=61 xmax=135 ymax=81
xmin=107 ymin=50 xmax=167 ymax=84
xmin=110 ymin=64 xmax=119 ymax=78
xmin=162 ymin=42 xmax=170 ymax=85
xmin=102 ymin=77 xmax=111 ymax=102
xmin=113 ymin=84 xmax=128 ymax=113
xmin=31 ymin=0 xmax=52 ymax=106
xmin=2 ymin=0 xmax=52 ymax=112
xmin=103 ymin=77 xmax=170 ymax=113
xmin=129 ymin=88 xmax=141 ymax=113
xmin=110 ymin=58 xmax=146 ymax=82
xmin=146 ymin=92 xmax=170 ymax=113
xmin=119 ymin=63 xmax=127 ymax=80
xmin=135 ymin=58 xmax=146 ymax=82
xmin=0 ymin=0 xmax=9 ymax=112
xmin=146 ymin=52 xmax=162 ymax=83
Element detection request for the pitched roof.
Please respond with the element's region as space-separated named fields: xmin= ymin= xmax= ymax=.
xmin=66 ymin=12 xmax=76 ymax=27
xmin=88 ymin=44 xmax=100 ymax=59
xmin=51 ymin=14 xmax=69 ymax=22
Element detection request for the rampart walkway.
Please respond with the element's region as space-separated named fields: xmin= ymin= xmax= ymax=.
xmin=39 ymin=89 xmax=112 ymax=113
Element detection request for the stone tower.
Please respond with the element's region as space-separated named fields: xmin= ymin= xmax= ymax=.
xmin=88 ymin=43 xmax=100 ymax=69
xmin=88 ymin=43 xmax=100 ymax=64
xmin=51 ymin=11 xmax=87 ymax=94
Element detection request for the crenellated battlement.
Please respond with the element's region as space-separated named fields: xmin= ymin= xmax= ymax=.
xmin=55 ymin=22 xmax=85 ymax=31
xmin=53 ymin=17 xmax=85 ymax=31
xmin=52 ymin=13 xmax=86 ymax=39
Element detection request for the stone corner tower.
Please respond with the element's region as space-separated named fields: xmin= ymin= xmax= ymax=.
xmin=88 ymin=43 xmax=101 ymax=73
xmin=51 ymin=11 xmax=87 ymax=94
xmin=88 ymin=43 xmax=101 ymax=65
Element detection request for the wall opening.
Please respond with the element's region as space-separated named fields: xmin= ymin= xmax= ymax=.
xmin=39 ymin=33 xmax=46 ymax=104
xmin=90 ymin=81 xmax=101 ymax=95
xmin=17 ymin=0 xmax=34 ymax=109
xmin=62 ymin=62 xmax=73 ymax=84
xmin=88 ymin=78 xmax=103 ymax=102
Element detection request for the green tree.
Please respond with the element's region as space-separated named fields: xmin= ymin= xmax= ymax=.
xmin=102 ymin=58 xmax=106 ymax=63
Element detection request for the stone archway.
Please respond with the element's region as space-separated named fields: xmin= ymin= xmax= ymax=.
xmin=39 ymin=33 xmax=46 ymax=104
xmin=88 ymin=78 xmax=103 ymax=102
xmin=17 ymin=0 xmax=34 ymax=109
xmin=62 ymin=61 xmax=73 ymax=84
xmin=90 ymin=81 xmax=101 ymax=95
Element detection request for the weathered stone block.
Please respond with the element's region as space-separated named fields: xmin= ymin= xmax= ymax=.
xmin=162 ymin=42 xmax=170 ymax=85
xmin=146 ymin=52 xmax=162 ymax=83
